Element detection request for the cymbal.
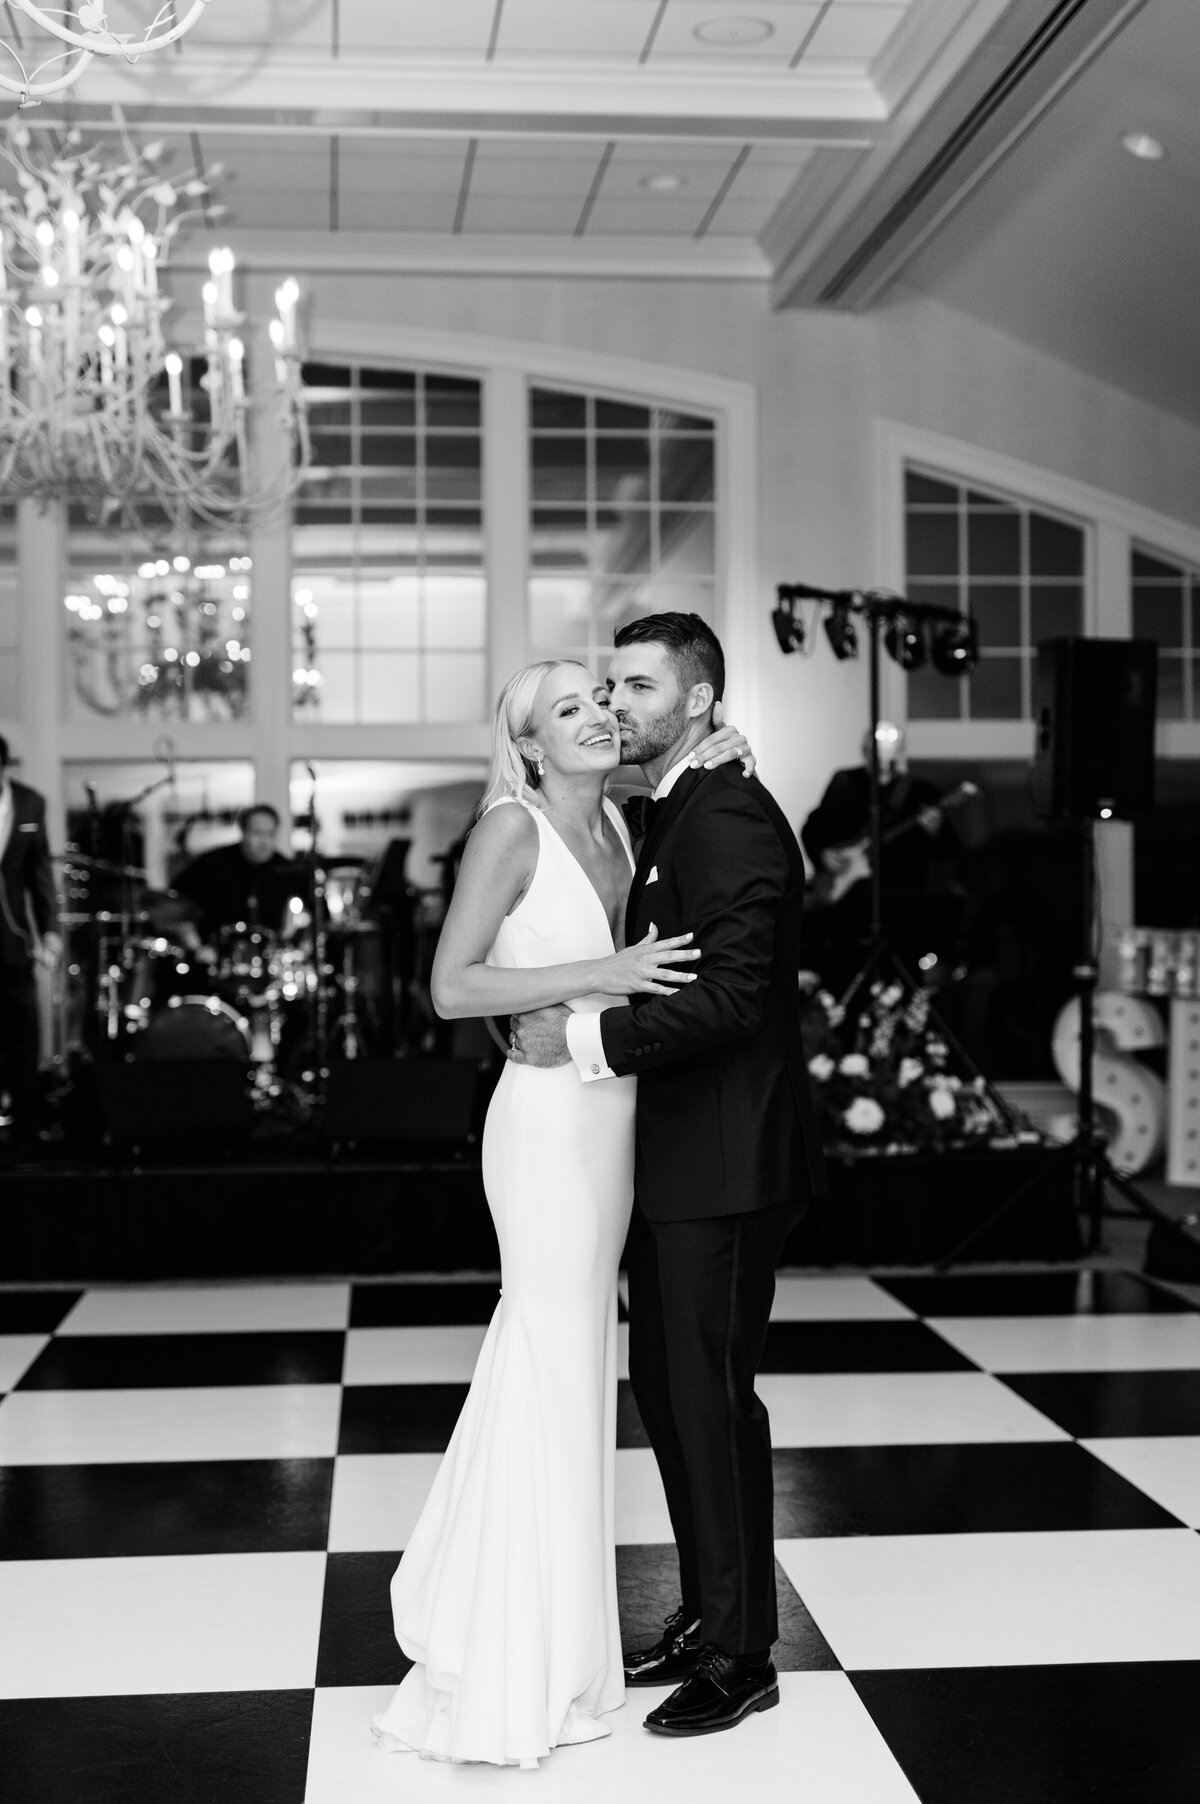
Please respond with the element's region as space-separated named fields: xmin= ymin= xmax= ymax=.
xmin=55 ymin=852 xmax=147 ymax=879
xmin=143 ymin=887 xmax=200 ymax=927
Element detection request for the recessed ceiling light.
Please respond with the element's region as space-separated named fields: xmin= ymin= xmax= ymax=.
xmin=1121 ymin=132 xmax=1165 ymax=161
xmin=640 ymin=173 xmax=686 ymax=194
xmin=694 ymin=17 xmax=775 ymax=46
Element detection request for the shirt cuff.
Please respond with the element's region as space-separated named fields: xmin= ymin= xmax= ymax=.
xmin=566 ymin=1010 xmax=616 ymax=1083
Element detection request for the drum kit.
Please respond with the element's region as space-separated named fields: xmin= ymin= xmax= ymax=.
xmin=52 ymin=847 xmax=385 ymax=1109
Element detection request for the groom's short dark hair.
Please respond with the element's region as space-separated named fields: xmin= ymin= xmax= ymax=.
xmin=613 ymin=613 xmax=725 ymax=703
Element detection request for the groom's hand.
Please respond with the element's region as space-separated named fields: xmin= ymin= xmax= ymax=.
xmin=510 ymin=1005 xmax=572 ymax=1068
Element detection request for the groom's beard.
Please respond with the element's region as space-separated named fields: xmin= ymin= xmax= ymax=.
xmin=618 ymin=695 xmax=690 ymax=766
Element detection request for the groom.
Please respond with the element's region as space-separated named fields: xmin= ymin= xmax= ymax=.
xmin=512 ymin=612 xmax=826 ymax=1737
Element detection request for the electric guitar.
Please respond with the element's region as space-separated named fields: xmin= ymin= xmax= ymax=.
xmin=806 ymin=780 xmax=978 ymax=911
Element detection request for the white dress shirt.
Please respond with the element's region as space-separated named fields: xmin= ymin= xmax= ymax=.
xmin=0 ymin=778 xmax=13 ymax=865
xmin=566 ymin=754 xmax=698 ymax=1083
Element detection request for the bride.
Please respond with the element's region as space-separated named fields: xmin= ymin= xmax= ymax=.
xmin=371 ymin=657 xmax=751 ymax=1769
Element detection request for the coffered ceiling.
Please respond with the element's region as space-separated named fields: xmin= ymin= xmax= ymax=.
xmin=5 ymin=0 xmax=1152 ymax=299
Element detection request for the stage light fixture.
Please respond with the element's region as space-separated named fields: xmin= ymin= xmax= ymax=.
xmin=931 ymin=616 xmax=979 ymax=676
xmin=883 ymin=613 xmax=927 ymax=670
xmin=771 ymin=595 xmax=805 ymax=654
xmin=823 ymin=602 xmax=858 ymax=661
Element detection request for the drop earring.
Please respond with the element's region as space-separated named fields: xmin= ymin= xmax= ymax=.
xmin=536 ymin=756 xmax=546 ymax=777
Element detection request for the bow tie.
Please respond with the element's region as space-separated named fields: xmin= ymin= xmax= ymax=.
xmin=621 ymin=794 xmax=660 ymax=842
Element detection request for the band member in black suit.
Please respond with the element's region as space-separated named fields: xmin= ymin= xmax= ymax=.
xmin=0 ymin=737 xmax=61 ymax=1153
xmin=513 ymin=614 xmax=826 ymax=1739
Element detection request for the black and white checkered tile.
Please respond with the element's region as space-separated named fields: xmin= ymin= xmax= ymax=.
xmin=1 ymin=1266 xmax=1198 ymax=1803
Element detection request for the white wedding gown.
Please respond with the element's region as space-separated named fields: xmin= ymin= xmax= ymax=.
xmin=372 ymin=794 xmax=637 ymax=1768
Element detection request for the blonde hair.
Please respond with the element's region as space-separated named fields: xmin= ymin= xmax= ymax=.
xmin=477 ymin=659 xmax=563 ymax=818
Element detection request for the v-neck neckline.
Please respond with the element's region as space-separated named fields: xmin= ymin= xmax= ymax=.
xmin=536 ymin=798 xmax=635 ymax=950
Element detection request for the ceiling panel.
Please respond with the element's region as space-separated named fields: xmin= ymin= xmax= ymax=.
xmin=461 ymin=196 xmax=590 ymax=234
xmin=583 ymin=196 xmax=732 ymax=236
xmin=216 ymin=188 xmax=331 ymax=230
xmin=469 ymin=143 xmax=609 ymax=198
xmin=495 ymin=0 xmax=661 ymax=59
xmin=338 ymin=0 xmax=498 ymax=55
xmin=649 ymin=2 xmax=823 ymax=64
xmin=168 ymin=0 xmax=334 ymax=51
xmin=799 ymin=3 xmax=909 ymax=62
xmin=340 ymin=142 xmax=473 ymax=196
xmin=337 ymin=191 xmax=459 ymax=232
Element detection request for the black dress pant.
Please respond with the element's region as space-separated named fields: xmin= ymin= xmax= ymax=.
xmin=0 ymin=960 xmax=40 ymax=1139
xmin=625 ymin=1195 xmax=802 ymax=1657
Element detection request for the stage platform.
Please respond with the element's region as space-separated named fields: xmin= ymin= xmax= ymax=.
xmin=0 ymin=1143 xmax=1080 ymax=1282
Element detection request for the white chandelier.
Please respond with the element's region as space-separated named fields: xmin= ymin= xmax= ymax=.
xmin=2 ymin=4 xmax=212 ymax=107
xmin=0 ymin=120 xmax=309 ymax=533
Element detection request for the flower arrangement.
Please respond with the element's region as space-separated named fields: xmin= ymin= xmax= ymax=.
xmin=801 ymin=974 xmax=1016 ymax=1155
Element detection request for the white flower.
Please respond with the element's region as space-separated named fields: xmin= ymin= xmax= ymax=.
xmin=898 ymin=1057 xmax=923 ymax=1088
xmin=839 ymin=1053 xmax=869 ymax=1077
xmin=844 ymin=1097 xmax=885 ymax=1135
xmin=880 ymin=984 xmax=903 ymax=1007
xmin=929 ymin=1088 xmax=957 ymax=1121
xmin=808 ymin=1054 xmax=835 ymax=1082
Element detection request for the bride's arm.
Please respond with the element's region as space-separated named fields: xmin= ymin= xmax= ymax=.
xmin=431 ymin=805 xmax=697 ymax=1020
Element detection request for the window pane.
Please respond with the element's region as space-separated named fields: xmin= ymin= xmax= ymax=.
xmin=968 ymin=584 xmax=1020 ymax=648
xmin=906 ymin=512 xmax=959 ymax=577
xmin=530 ymin=575 xmax=592 ymax=649
xmin=360 ymin=579 xmax=420 ymax=649
xmin=659 ymin=510 xmax=715 ymax=576
xmin=1133 ymin=584 xmax=1184 ymax=648
xmin=424 ymin=575 xmax=486 ymax=649
xmin=970 ymin=655 xmax=1023 ymax=719
xmin=596 ymin=398 xmax=650 ymax=431
xmin=658 ymin=437 xmax=715 ymax=505
xmin=425 ymin=652 xmax=487 ymax=721
xmin=309 ymin=649 xmax=357 ymax=720
xmin=654 ymin=409 xmax=714 ymax=433
xmin=360 ymin=651 xmax=420 ymax=723
xmin=906 ymin=471 xmax=958 ymax=506
xmin=531 ymin=509 xmax=590 ymax=569
xmin=1132 ymin=549 xmax=1179 ymax=583
xmin=531 ymin=436 xmax=588 ymax=503
xmin=1030 ymin=584 xmax=1083 ymax=642
xmin=1028 ymin=514 xmax=1084 ymax=578
xmin=531 ymin=388 xmax=586 ymax=429
xmin=359 ymin=396 xmax=416 ymax=429
xmin=424 ymin=375 xmax=482 ymax=429
xmin=594 ymin=436 xmax=651 ymax=502
xmin=1157 ymin=654 xmax=1186 ymax=721
xmin=967 ymin=508 xmax=1020 ymax=575
xmin=907 ymin=666 xmax=961 ymax=719
xmin=596 ymin=509 xmax=652 ymax=578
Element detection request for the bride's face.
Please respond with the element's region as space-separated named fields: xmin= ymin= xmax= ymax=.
xmin=525 ymin=662 xmax=620 ymax=780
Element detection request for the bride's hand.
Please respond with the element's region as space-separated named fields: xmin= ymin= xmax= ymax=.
xmin=599 ymin=924 xmax=700 ymax=997
xmin=689 ymin=700 xmax=755 ymax=776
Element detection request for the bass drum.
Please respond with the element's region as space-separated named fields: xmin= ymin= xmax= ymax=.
xmin=135 ymin=996 xmax=252 ymax=1061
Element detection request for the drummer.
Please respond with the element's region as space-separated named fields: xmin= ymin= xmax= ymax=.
xmin=173 ymin=804 xmax=298 ymax=957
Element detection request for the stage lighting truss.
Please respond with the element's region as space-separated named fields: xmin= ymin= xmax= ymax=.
xmin=773 ymin=584 xmax=978 ymax=680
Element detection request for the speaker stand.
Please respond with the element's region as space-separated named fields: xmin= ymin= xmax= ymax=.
xmin=936 ymin=816 xmax=1180 ymax=1268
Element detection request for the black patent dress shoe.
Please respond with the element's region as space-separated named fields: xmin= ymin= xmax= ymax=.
xmin=644 ymin=1645 xmax=779 ymax=1736
xmin=623 ymin=1605 xmax=703 ymax=1687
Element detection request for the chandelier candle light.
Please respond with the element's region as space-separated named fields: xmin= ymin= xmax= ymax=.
xmin=0 ymin=120 xmax=309 ymax=531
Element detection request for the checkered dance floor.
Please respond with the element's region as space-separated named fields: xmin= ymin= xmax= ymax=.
xmin=2 ymin=1267 xmax=1199 ymax=1802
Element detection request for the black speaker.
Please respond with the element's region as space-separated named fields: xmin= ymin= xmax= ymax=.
xmin=320 ymin=1057 xmax=484 ymax=1146
xmin=93 ymin=1059 xmax=254 ymax=1149
xmin=1032 ymin=637 xmax=1157 ymax=821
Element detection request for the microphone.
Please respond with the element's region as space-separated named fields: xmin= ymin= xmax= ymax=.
xmin=84 ymin=781 xmax=98 ymax=810
xmin=305 ymin=762 xmax=317 ymax=783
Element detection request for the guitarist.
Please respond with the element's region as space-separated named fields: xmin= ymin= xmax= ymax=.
xmin=800 ymin=722 xmax=962 ymax=990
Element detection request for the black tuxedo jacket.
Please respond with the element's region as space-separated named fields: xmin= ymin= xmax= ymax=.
xmin=0 ymin=780 xmax=58 ymax=968
xmin=599 ymin=762 xmax=826 ymax=1222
